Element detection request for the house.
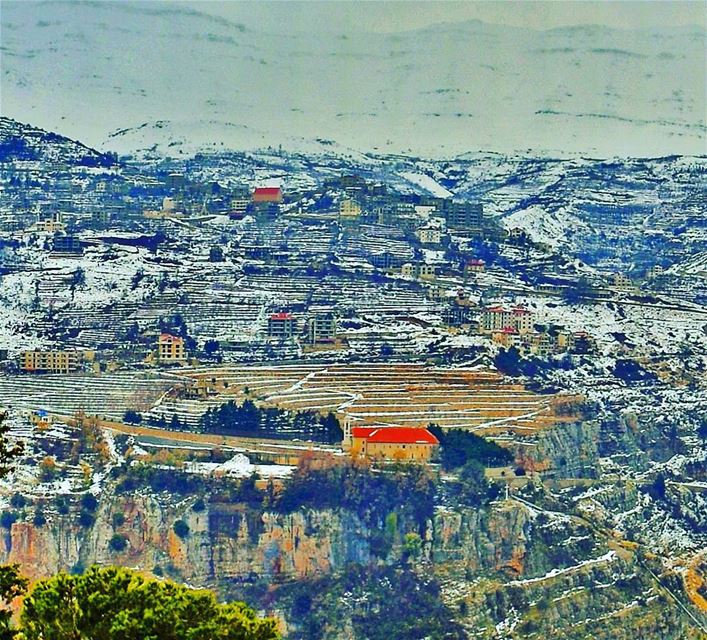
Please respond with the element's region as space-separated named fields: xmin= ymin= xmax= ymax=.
xmin=158 ymin=333 xmax=186 ymax=363
xmin=440 ymin=201 xmax=483 ymax=232
xmin=268 ymin=313 xmax=296 ymax=340
xmin=482 ymin=306 xmax=533 ymax=334
xmin=19 ymin=349 xmax=82 ymax=374
xmin=339 ymin=198 xmax=362 ymax=219
xmin=52 ymin=233 xmax=82 ymax=254
xmin=610 ymin=273 xmax=637 ymax=296
xmin=491 ymin=327 xmax=523 ymax=349
xmin=252 ymin=187 xmax=283 ymax=203
xmin=307 ymin=312 xmax=337 ymax=344
xmin=144 ymin=196 xmax=184 ymax=219
xmin=348 ymin=426 xmax=439 ymax=462
xmin=401 ymin=262 xmax=436 ymax=281
xmin=416 ymin=227 xmax=442 ymax=245
xmin=34 ymin=212 xmax=65 ymax=233
xmin=464 ymin=259 xmax=485 ymax=276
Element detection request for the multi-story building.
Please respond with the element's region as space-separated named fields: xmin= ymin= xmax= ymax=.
xmin=157 ymin=333 xmax=186 ymax=362
xmin=416 ymin=227 xmax=442 ymax=245
xmin=34 ymin=211 xmax=65 ymax=233
xmin=339 ymin=198 xmax=362 ymax=219
xmin=268 ymin=313 xmax=296 ymax=340
xmin=482 ymin=306 xmax=533 ymax=334
xmin=52 ymin=234 xmax=82 ymax=253
xmin=401 ymin=262 xmax=436 ymax=281
xmin=307 ymin=313 xmax=337 ymax=344
xmin=19 ymin=349 xmax=81 ymax=374
xmin=252 ymin=187 xmax=283 ymax=204
xmin=464 ymin=259 xmax=485 ymax=276
xmin=440 ymin=201 xmax=483 ymax=232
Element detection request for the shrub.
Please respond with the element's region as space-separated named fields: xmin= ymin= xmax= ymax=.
xmin=80 ymin=493 xmax=98 ymax=512
xmin=108 ymin=534 xmax=128 ymax=553
xmin=123 ymin=410 xmax=142 ymax=425
xmin=10 ymin=493 xmax=26 ymax=509
xmin=0 ymin=511 xmax=18 ymax=529
xmin=173 ymin=519 xmax=190 ymax=539
xmin=78 ymin=510 xmax=95 ymax=528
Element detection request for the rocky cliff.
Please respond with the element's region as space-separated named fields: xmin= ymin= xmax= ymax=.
xmin=1 ymin=479 xmax=700 ymax=638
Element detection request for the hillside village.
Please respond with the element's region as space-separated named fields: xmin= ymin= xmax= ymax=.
xmin=1 ymin=117 xmax=707 ymax=638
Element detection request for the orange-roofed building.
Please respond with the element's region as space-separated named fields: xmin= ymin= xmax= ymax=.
xmin=349 ymin=426 xmax=439 ymax=462
xmin=158 ymin=333 xmax=186 ymax=362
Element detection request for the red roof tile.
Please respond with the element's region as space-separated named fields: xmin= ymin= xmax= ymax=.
xmin=352 ymin=426 xmax=439 ymax=445
xmin=270 ymin=312 xmax=293 ymax=321
xmin=159 ymin=333 xmax=183 ymax=342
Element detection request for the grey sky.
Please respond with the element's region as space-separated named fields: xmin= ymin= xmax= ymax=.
xmin=184 ymin=0 xmax=706 ymax=33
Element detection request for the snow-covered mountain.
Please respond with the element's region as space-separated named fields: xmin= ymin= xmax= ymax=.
xmin=1 ymin=1 xmax=704 ymax=158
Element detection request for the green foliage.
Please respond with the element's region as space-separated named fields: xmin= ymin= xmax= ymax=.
xmin=402 ymin=532 xmax=422 ymax=560
xmin=613 ymin=359 xmax=656 ymax=383
xmin=0 ymin=564 xmax=28 ymax=639
xmin=173 ymin=519 xmax=190 ymax=539
xmin=192 ymin=497 xmax=206 ymax=513
xmin=0 ymin=512 xmax=17 ymax=530
xmin=0 ymin=413 xmax=23 ymax=481
xmin=20 ymin=565 xmax=279 ymax=640
xmin=114 ymin=465 xmax=204 ymax=496
xmin=54 ymin=496 xmax=69 ymax=515
xmin=275 ymin=460 xmax=436 ymax=530
xmin=9 ymin=494 xmax=25 ymax=509
xmin=108 ymin=534 xmax=128 ymax=553
xmin=562 ymin=275 xmax=594 ymax=304
xmin=77 ymin=510 xmax=95 ymax=528
xmin=111 ymin=512 xmax=125 ymax=528
xmin=32 ymin=511 xmax=46 ymax=527
xmin=280 ymin=564 xmax=464 ymax=640
xmin=200 ymin=401 xmax=343 ymax=444
xmin=123 ymin=410 xmax=142 ymax=425
xmin=439 ymin=460 xmax=503 ymax=507
xmin=428 ymin=426 xmax=513 ymax=470
xmin=80 ymin=493 xmax=98 ymax=512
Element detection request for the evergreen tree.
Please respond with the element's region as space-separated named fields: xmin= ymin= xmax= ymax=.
xmin=20 ymin=565 xmax=279 ymax=640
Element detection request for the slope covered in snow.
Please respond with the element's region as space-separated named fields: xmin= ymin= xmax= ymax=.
xmin=1 ymin=1 xmax=704 ymax=158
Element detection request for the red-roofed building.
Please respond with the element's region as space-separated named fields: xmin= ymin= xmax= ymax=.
xmin=464 ymin=258 xmax=486 ymax=276
xmin=482 ymin=305 xmax=533 ymax=334
xmin=349 ymin=426 xmax=439 ymax=462
xmin=157 ymin=333 xmax=186 ymax=362
xmin=252 ymin=187 xmax=283 ymax=203
xmin=268 ymin=312 xmax=296 ymax=340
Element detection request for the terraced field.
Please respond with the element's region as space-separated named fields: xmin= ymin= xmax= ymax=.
xmin=0 ymin=372 xmax=179 ymax=419
xmin=181 ymin=363 xmax=578 ymax=436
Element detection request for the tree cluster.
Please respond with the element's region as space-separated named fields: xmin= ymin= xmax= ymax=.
xmin=200 ymin=400 xmax=343 ymax=444
xmin=1 ymin=565 xmax=278 ymax=640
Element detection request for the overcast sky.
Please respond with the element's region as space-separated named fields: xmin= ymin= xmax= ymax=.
xmin=184 ymin=1 xmax=706 ymax=33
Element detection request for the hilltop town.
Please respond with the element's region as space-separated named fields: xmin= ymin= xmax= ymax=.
xmin=1 ymin=117 xmax=706 ymax=638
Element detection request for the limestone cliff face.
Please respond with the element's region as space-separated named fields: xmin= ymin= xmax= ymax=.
xmin=433 ymin=503 xmax=531 ymax=576
xmin=523 ymin=420 xmax=600 ymax=479
xmin=1 ymin=493 xmax=378 ymax=588
xmin=1 ymin=490 xmax=529 ymax=590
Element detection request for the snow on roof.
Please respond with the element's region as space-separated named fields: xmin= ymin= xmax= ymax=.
xmin=159 ymin=333 xmax=183 ymax=342
xmin=352 ymin=426 xmax=439 ymax=445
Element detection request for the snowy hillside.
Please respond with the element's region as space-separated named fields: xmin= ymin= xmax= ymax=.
xmin=1 ymin=1 xmax=704 ymax=158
